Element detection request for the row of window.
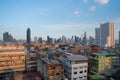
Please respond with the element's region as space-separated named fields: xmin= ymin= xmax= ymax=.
xmin=73 ymin=76 xmax=87 ymax=80
xmin=70 ymin=61 xmax=87 ymax=64
xmin=73 ymin=70 xmax=87 ymax=74
xmin=73 ymin=66 xmax=88 ymax=70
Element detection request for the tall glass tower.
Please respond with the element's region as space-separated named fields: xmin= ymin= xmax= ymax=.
xmin=27 ymin=28 xmax=31 ymax=43
xmin=119 ymin=31 xmax=120 ymax=44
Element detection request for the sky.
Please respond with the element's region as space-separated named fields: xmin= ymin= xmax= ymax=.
xmin=0 ymin=0 xmax=120 ymax=40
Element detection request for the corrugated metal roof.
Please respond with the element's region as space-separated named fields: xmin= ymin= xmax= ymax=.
xmin=67 ymin=55 xmax=88 ymax=61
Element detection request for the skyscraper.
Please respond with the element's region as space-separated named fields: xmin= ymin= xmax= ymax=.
xmin=119 ymin=30 xmax=120 ymax=44
xmin=34 ymin=37 xmax=38 ymax=43
xmin=3 ymin=32 xmax=13 ymax=42
xmin=62 ymin=35 xmax=66 ymax=44
xmin=100 ymin=22 xmax=114 ymax=47
xmin=82 ymin=32 xmax=87 ymax=45
xmin=95 ymin=28 xmax=100 ymax=46
xmin=38 ymin=37 xmax=42 ymax=43
xmin=3 ymin=32 xmax=9 ymax=42
xmin=26 ymin=28 xmax=31 ymax=43
xmin=47 ymin=36 xmax=50 ymax=43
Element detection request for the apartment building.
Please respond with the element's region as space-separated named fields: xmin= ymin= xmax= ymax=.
xmin=0 ymin=45 xmax=25 ymax=77
xmin=91 ymin=51 xmax=113 ymax=74
xmin=60 ymin=54 xmax=88 ymax=80
xmin=112 ymin=53 xmax=120 ymax=73
xmin=100 ymin=22 xmax=114 ymax=48
xmin=37 ymin=57 xmax=64 ymax=80
xmin=25 ymin=50 xmax=37 ymax=72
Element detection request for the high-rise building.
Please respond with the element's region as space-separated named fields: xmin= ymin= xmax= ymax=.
xmin=100 ymin=22 xmax=114 ymax=47
xmin=119 ymin=30 xmax=120 ymax=44
xmin=47 ymin=36 xmax=50 ymax=43
xmin=3 ymin=32 xmax=13 ymax=42
xmin=3 ymin=32 xmax=9 ymax=42
xmin=38 ymin=37 xmax=42 ymax=43
xmin=62 ymin=35 xmax=66 ymax=44
xmin=34 ymin=37 xmax=38 ymax=43
xmin=89 ymin=36 xmax=95 ymax=46
xmin=26 ymin=28 xmax=31 ymax=43
xmin=82 ymin=32 xmax=87 ymax=45
xmin=95 ymin=28 xmax=100 ymax=46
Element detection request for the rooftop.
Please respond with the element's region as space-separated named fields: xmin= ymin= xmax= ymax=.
xmin=67 ymin=55 xmax=88 ymax=61
xmin=89 ymin=75 xmax=104 ymax=80
xmin=40 ymin=58 xmax=62 ymax=64
xmin=92 ymin=52 xmax=113 ymax=57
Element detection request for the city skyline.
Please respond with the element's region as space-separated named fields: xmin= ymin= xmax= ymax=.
xmin=0 ymin=0 xmax=120 ymax=40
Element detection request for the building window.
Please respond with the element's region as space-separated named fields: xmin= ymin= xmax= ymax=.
xmin=84 ymin=76 xmax=87 ymax=78
xmin=56 ymin=73 xmax=60 ymax=75
xmin=79 ymin=66 xmax=83 ymax=69
xmin=84 ymin=70 xmax=87 ymax=73
xmin=61 ymin=72 xmax=63 ymax=74
xmin=73 ymin=67 xmax=78 ymax=70
xmin=74 ymin=72 xmax=77 ymax=74
xmin=84 ymin=66 xmax=87 ymax=68
xmin=79 ymin=77 xmax=83 ymax=79
xmin=73 ymin=78 xmax=77 ymax=80
xmin=71 ymin=61 xmax=75 ymax=64
xmin=50 ymin=66 xmax=55 ymax=69
xmin=80 ymin=71 xmax=83 ymax=73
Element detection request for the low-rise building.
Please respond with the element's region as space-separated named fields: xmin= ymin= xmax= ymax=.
xmin=112 ymin=53 xmax=120 ymax=73
xmin=60 ymin=55 xmax=88 ymax=80
xmin=91 ymin=51 xmax=113 ymax=74
xmin=37 ymin=57 xmax=64 ymax=80
xmin=25 ymin=50 xmax=37 ymax=72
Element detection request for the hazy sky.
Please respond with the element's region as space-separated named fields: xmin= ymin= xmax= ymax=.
xmin=0 ymin=0 xmax=120 ymax=40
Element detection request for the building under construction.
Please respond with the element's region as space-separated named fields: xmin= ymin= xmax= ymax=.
xmin=37 ymin=57 xmax=64 ymax=80
xmin=0 ymin=45 xmax=25 ymax=78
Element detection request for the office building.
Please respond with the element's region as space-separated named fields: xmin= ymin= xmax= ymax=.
xmin=100 ymin=22 xmax=114 ymax=47
xmin=37 ymin=57 xmax=64 ymax=80
xmin=47 ymin=36 xmax=50 ymax=43
xmin=95 ymin=28 xmax=100 ymax=46
xmin=60 ymin=55 xmax=88 ymax=80
xmin=82 ymin=32 xmax=87 ymax=45
xmin=119 ymin=30 xmax=120 ymax=44
xmin=38 ymin=37 xmax=42 ymax=43
xmin=62 ymin=35 xmax=66 ymax=44
xmin=3 ymin=32 xmax=13 ymax=42
xmin=89 ymin=36 xmax=95 ymax=46
xmin=26 ymin=28 xmax=31 ymax=43
xmin=34 ymin=37 xmax=38 ymax=43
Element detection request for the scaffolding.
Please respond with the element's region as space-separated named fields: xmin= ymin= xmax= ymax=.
xmin=0 ymin=50 xmax=25 ymax=73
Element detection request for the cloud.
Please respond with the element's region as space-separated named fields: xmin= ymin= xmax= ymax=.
xmin=83 ymin=0 xmax=88 ymax=3
xmin=74 ymin=9 xmax=81 ymax=16
xmin=95 ymin=0 xmax=109 ymax=4
xmin=89 ymin=6 xmax=96 ymax=11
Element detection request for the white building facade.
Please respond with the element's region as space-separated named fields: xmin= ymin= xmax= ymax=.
xmin=60 ymin=55 xmax=88 ymax=80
